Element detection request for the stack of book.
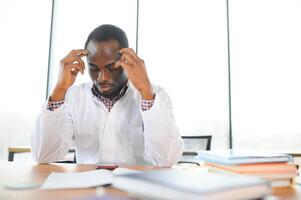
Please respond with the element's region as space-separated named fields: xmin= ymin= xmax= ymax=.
xmin=197 ymin=150 xmax=298 ymax=187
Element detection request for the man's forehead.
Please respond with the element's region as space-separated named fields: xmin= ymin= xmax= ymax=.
xmin=86 ymin=40 xmax=119 ymax=58
xmin=87 ymin=41 xmax=98 ymax=56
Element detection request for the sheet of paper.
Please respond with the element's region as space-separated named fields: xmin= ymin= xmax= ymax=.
xmin=41 ymin=169 xmax=113 ymax=190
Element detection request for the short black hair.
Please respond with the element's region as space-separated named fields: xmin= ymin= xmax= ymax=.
xmin=84 ymin=24 xmax=129 ymax=49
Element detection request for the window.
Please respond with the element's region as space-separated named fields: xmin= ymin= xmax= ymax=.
xmin=138 ymin=0 xmax=230 ymax=149
xmin=2 ymin=0 xmax=300 ymax=162
xmin=230 ymin=0 xmax=301 ymax=151
xmin=0 ymin=0 xmax=52 ymax=160
xmin=48 ymin=0 xmax=137 ymax=94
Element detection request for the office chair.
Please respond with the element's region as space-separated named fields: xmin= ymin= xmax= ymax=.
xmin=179 ymin=135 xmax=212 ymax=165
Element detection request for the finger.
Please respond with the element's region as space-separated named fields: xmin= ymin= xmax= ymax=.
xmin=74 ymin=57 xmax=85 ymax=70
xmin=62 ymin=54 xmax=78 ymax=64
xmin=71 ymin=68 xmax=79 ymax=76
xmin=119 ymin=48 xmax=135 ymax=54
xmin=119 ymin=48 xmax=139 ymax=60
xmin=115 ymin=60 xmax=131 ymax=70
xmin=69 ymin=64 xmax=83 ymax=75
xmin=121 ymin=53 xmax=136 ymax=65
xmin=71 ymin=49 xmax=89 ymax=57
xmin=63 ymin=54 xmax=85 ymax=66
xmin=114 ymin=60 xmax=121 ymax=69
xmin=121 ymin=50 xmax=141 ymax=64
xmin=127 ymin=48 xmax=137 ymax=55
xmin=67 ymin=63 xmax=84 ymax=75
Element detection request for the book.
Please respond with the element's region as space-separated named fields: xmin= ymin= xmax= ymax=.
xmin=196 ymin=150 xmax=292 ymax=165
xmin=199 ymin=152 xmax=298 ymax=188
xmin=113 ymin=169 xmax=271 ymax=200
xmin=206 ymin=163 xmax=296 ymax=187
xmin=206 ymin=162 xmax=298 ymax=175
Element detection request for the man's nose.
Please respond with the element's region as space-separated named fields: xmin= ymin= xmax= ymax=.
xmin=97 ymin=69 xmax=110 ymax=82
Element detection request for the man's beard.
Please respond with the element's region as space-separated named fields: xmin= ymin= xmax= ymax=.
xmin=93 ymin=80 xmax=127 ymax=100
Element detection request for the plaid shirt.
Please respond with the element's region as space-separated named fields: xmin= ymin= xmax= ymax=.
xmin=48 ymin=83 xmax=154 ymax=112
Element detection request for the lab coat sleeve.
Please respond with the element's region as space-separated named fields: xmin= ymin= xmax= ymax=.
xmin=31 ymin=95 xmax=74 ymax=163
xmin=141 ymin=86 xmax=184 ymax=167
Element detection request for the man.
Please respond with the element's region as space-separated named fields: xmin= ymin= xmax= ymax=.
xmin=32 ymin=24 xmax=183 ymax=166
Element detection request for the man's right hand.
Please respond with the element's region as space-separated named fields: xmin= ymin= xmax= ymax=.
xmin=50 ymin=49 xmax=88 ymax=101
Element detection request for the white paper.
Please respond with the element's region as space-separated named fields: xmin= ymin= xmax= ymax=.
xmin=41 ymin=169 xmax=113 ymax=190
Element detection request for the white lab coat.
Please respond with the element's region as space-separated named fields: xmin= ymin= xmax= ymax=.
xmin=31 ymin=82 xmax=183 ymax=166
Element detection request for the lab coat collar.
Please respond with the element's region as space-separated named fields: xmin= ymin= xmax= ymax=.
xmin=90 ymin=81 xmax=135 ymax=110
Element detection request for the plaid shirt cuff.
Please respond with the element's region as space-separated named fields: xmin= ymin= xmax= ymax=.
xmin=141 ymin=97 xmax=155 ymax=111
xmin=47 ymin=98 xmax=65 ymax=111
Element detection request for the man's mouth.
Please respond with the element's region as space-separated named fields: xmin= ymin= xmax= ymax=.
xmin=98 ymin=83 xmax=113 ymax=91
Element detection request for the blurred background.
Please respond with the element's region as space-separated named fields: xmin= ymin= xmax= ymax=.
xmin=0 ymin=0 xmax=301 ymax=161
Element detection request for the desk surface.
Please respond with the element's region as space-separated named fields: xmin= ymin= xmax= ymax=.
xmin=0 ymin=162 xmax=300 ymax=200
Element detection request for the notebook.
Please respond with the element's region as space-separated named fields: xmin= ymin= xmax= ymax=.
xmin=196 ymin=150 xmax=292 ymax=165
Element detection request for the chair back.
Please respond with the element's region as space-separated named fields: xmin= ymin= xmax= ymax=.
xmin=179 ymin=135 xmax=212 ymax=165
xmin=182 ymin=135 xmax=212 ymax=153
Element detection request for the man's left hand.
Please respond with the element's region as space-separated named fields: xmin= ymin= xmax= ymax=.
xmin=115 ymin=48 xmax=154 ymax=100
